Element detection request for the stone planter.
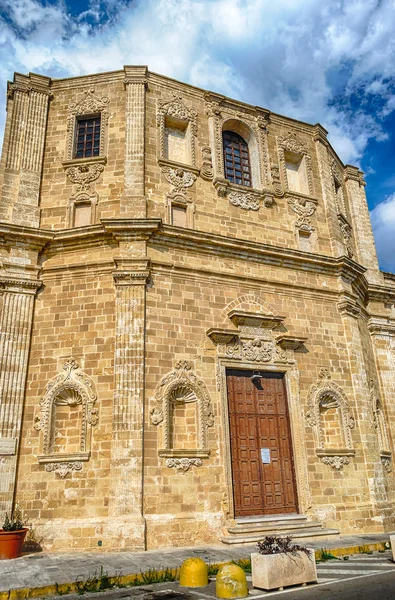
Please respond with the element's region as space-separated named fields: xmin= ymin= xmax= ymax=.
xmin=251 ymin=550 xmax=317 ymax=591
xmin=0 ymin=528 xmax=29 ymax=560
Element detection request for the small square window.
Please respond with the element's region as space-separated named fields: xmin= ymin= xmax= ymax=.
xmin=74 ymin=116 xmax=101 ymax=159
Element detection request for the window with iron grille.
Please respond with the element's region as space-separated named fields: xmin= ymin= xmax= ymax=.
xmin=223 ymin=131 xmax=252 ymax=187
xmin=74 ymin=116 xmax=101 ymax=159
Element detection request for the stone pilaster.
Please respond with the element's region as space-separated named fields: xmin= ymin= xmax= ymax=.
xmin=338 ymin=299 xmax=392 ymax=527
xmin=313 ymin=125 xmax=344 ymax=258
xmin=123 ymin=66 xmax=148 ymax=218
xmin=0 ymin=73 xmax=51 ymax=227
xmin=0 ymin=277 xmax=41 ymax=515
xmin=344 ymin=166 xmax=380 ymax=283
xmin=109 ymin=258 xmax=150 ymax=548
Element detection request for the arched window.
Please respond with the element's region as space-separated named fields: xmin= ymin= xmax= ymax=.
xmin=223 ymin=131 xmax=252 ymax=187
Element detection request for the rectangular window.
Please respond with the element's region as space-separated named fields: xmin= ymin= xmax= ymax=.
xmin=74 ymin=116 xmax=101 ymax=159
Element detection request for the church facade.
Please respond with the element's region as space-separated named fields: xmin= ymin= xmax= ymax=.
xmin=0 ymin=66 xmax=395 ymax=552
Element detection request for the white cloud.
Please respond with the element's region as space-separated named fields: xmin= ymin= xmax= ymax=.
xmin=1 ymin=0 xmax=395 ymax=269
xmin=371 ymin=195 xmax=395 ymax=272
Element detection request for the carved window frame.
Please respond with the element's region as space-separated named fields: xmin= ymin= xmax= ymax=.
xmin=306 ymin=370 xmax=355 ymax=470
xmin=166 ymin=191 xmax=195 ymax=229
xmin=68 ymin=191 xmax=98 ymax=228
xmin=150 ymin=361 xmax=213 ymax=470
xmin=205 ymin=95 xmax=274 ymax=209
xmin=277 ymin=131 xmax=314 ymax=197
xmin=157 ymin=94 xmax=198 ymax=169
xmin=34 ymin=360 xmax=98 ymax=476
xmin=63 ymin=88 xmax=110 ymax=165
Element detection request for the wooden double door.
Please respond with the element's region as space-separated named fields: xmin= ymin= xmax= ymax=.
xmin=227 ymin=369 xmax=298 ymax=517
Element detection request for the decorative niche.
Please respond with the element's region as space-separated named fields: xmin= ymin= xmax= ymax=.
xmin=306 ymin=368 xmax=355 ymax=470
xmin=157 ymin=94 xmax=198 ymax=168
xmin=277 ymin=131 xmax=314 ymax=197
xmin=370 ymin=379 xmax=392 ymax=472
xmin=35 ymin=359 xmax=98 ymax=478
xmin=150 ymin=360 xmax=213 ymax=472
xmin=68 ymin=192 xmax=98 ymax=227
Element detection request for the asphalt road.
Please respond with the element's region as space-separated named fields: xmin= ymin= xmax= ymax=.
xmin=45 ymin=551 xmax=395 ymax=600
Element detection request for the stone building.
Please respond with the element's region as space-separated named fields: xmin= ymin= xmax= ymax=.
xmin=0 ymin=65 xmax=395 ymax=552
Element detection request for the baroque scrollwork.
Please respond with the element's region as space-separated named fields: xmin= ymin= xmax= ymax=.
xmin=322 ymin=456 xmax=350 ymax=471
xmin=65 ymin=163 xmax=104 ymax=192
xmin=45 ymin=461 xmax=83 ymax=478
xmin=166 ymin=458 xmax=202 ymax=472
xmin=228 ymin=191 xmax=260 ymax=211
xmin=338 ymin=215 xmax=354 ymax=258
xmin=151 ymin=361 xmax=213 ymax=462
xmin=288 ymin=196 xmax=317 ymax=232
xmin=200 ymin=146 xmax=214 ymax=181
xmin=161 ymin=166 xmax=196 ymax=193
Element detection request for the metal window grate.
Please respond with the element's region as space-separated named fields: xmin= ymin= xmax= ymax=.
xmin=75 ymin=116 xmax=101 ymax=159
xmin=223 ymin=131 xmax=252 ymax=187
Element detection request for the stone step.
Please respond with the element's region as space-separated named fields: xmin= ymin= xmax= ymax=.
xmin=227 ymin=520 xmax=324 ymax=535
xmin=221 ymin=527 xmax=340 ymax=545
xmin=235 ymin=514 xmax=308 ymax=525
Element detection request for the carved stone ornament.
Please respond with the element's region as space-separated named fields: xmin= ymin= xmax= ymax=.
xmin=228 ymin=191 xmax=260 ymax=211
xmin=166 ymin=458 xmax=203 ymax=472
xmin=35 ymin=359 xmax=98 ymax=474
xmin=338 ymin=215 xmax=354 ymax=258
xmin=151 ymin=361 xmax=213 ymax=467
xmin=306 ymin=369 xmax=355 ymax=468
xmin=271 ymin=163 xmax=283 ymax=196
xmin=65 ymin=163 xmax=104 ymax=192
xmin=288 ymin=196 xmax=317 ymax=232
xmin=278 ymin=132 xmax=314 ymax=196
xmin=45 ymin=462 xmax=83 ymax=478
xmin=161 ymin=166 xmax=196 ymax=193
xmin=157 ymin=94 xmax=198 ymax=166
xmin=382 ymin=457 xmax=392 ymax=473
xmin=200 ymin=146 xmax=214 ymax=181
xmin=321 ymin=455 xmax=350 ymax=471
xmin=66 ymin=88 xmax=110 ymax=160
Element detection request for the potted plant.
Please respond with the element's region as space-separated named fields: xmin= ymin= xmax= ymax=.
xmin=251 ymin=535 xmax=317 ymax=591
xmin=0 ymin=508 xmax=29 ymax=560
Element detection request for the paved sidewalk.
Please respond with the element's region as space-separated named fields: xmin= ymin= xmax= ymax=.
xmin=0 ymin=533 xmax=391 ymax=599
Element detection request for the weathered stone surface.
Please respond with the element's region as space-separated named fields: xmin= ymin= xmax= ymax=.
xmin=0 ymin=65 xmax=394 ymax=553
xmin=251 ymin=550 xmax=317 ymax=590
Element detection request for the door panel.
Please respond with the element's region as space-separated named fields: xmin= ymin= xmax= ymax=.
xmin=227 ymin=369 xmax=298 ymax=517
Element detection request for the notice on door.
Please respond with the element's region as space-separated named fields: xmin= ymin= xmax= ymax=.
xmin=260 ymin=448 xmax=271 ymax=464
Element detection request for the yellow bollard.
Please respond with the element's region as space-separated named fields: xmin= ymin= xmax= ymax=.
xmin=216 ymin=564 xmax=248 ymax=599
xmin=179 ymin=557 xmax=208 ymax=588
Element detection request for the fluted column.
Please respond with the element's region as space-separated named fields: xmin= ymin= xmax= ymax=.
xmin=0 ymin=277 xmax=41 ymax=515
xmin=0 ymin=73 xmax=51 ymax=227
xmin=109 ymin=259 xmax=149 ymax=547
xmin=123 ymin=66 xmax=148 ymax=218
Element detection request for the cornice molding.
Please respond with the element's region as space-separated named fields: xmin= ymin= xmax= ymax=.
xmin=0 ymin=219 xmax=369 ymax=291
xmin=367 ymin=284 xmax=395 ymax=304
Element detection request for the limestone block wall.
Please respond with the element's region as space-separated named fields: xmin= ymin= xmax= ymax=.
xmin=0 ymin=66 xmax=394 ymax=552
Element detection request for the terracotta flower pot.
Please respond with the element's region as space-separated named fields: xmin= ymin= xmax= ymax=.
xmin=0 ymin=528 xmax=29 ymax=560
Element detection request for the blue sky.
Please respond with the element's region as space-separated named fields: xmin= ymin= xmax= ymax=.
xmin=0 ymin=0 xmax=395 ymax=271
